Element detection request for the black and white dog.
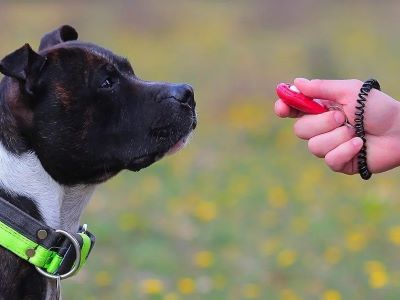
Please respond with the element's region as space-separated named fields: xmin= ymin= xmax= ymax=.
xmin=0 ymin=25 xmax=196 ymax=299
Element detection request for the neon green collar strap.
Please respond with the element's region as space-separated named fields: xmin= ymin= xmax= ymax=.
xmin=0 ymin=196 xmax=95 ymax=279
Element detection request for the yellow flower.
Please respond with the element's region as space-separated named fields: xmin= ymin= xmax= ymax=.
xmin=364 ymin=261 xmax=389 ymax=289
xmin=267 ymin=186 xmax=288 ymax=209
xmin=94 ymin=271 xmax=112 ymax=287
xmin=369 ymin=270 xmax=388 ymax=289
xmin=177 ymin=278 xmax=196 ymax=294
xmin=388 ymin=226 xmax=400 ymax=245
xmin=141 ymin=279 xmax=164 ymax=294
xmin=277 ymin=249 xmax=297 ymax=267
xmin=322 ymin=289 xmax=342 ymax=300
xmin=323 ymin=247 xmax=342 ymax=265
xmin=242 ymin=284 xmax=261 ymax=299
xmin=280 ymin=289 xmax=301 ymax=300
xmin=346 ymin=231 xmax=367 ymax=251
xmin=194 ymin=251 xmax=214 ymax=268
xmin=194 ymin=201 xmax=217 ymax=222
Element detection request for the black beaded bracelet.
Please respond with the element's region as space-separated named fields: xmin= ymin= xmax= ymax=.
xmin=354 ymin=79 xmax=381 ymax=180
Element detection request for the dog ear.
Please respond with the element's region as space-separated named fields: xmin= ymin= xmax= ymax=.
xmin=0 ymin=44 xmax=47 ymax=94
xmin=39 ymin=25 xmax=78 ymax=51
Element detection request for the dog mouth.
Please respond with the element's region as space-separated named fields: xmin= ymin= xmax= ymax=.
xmin=127 ymin=109 xmax=197 ymax=172
xmin=127 ymin=130 xmax=194 ymax=172
xmin=165 ymin=133 xmax=192 ymax=156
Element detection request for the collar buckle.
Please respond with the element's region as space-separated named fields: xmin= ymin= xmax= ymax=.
xmin=35 ymin=229 xmax=81 ymax=280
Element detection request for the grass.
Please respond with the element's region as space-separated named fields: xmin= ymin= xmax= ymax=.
xmin=1 ymin=1 xmax=400 ymax=299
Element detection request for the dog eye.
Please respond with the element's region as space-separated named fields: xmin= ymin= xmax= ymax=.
xmin=100 ymin=78 xmax=114 ymax=89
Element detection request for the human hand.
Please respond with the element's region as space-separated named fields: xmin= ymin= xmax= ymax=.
xmin=275 ymin=78 xmax=400 ymax=175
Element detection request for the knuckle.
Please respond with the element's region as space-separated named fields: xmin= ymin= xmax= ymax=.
xmin=293 ymin=120 xmax=306 ymax=139
xmin=325 ymin=154 xmax=341 ymax=172
xmin=330 ymin=110 xmax=344 ymax=126
xmin=293 ymin=121 xmax=312 ymax=140
xmin=343 ymin=169 xmax=354 ymax=175
xmin=349 ymin=79 xmax=363 ymax=89
xmin=308 ymin=138 xmax=324 ymax=158
xmin=311 ymin=79 xmax=324 ymax=91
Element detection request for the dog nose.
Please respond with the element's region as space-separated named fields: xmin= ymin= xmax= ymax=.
xmin=171 ymin=84 xmax=194 ymax=105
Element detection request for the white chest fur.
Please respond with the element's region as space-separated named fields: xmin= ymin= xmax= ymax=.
xmin=0 ymin=142 xmax=95 ymax=231
xmin=0 ymin=142 xmax=97 ymax=300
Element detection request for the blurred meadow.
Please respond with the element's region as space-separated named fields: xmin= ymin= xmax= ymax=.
xmin=2 ymin=0 xmax=400 ymax=299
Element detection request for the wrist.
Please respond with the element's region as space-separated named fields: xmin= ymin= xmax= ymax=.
xmin=363 ymin=89 xmax=400 ymax=135
xmin=386 ymin=94 xmax=400 ymax=135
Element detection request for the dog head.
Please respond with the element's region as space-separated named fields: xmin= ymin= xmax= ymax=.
xmin=0 ymin=25 xmax=197 ymax=185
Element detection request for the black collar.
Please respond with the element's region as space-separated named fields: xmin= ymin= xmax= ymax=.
xmin=0 ymin=195 xmax=95 ymax=279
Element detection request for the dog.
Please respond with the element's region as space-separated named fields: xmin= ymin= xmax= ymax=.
xmin=0 ymin=25 xmax=196 ymax=300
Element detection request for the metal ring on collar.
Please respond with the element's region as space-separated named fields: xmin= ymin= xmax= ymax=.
xmin=35 ymin=229 xmax=81 ymax=280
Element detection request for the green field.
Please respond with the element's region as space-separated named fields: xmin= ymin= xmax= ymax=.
xmin=1 ymin=1 xmax=400 ymax=299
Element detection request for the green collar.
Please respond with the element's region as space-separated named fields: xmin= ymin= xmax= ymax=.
xmin=0 ymin=196 xmax=95 ymax=279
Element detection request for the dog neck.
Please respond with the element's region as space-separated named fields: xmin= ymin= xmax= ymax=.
xmin=0 ymin=125 xmax=94 ymax=231
xmin=0 ymin=139 xmax=95 ymax=231
xmin=0 ymin=79 xmax=95 ymax=230
xmin=0 ymin=83 xmax=95 ymax=299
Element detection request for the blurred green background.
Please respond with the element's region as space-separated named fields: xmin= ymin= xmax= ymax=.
xmin=1 ymin=1 xmax=400 ymax=299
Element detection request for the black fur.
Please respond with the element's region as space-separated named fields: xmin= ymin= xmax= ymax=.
xmin=0 ymin=40 xmax=196 ymax=185
xmin=0 ymin=188 xmax=46 ymax=300
xmin=0 ymin=25 xmax=196 ymax=299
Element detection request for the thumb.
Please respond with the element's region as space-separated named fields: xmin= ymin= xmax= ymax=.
xmin=294 ymin=78 xmax=359 ymax=103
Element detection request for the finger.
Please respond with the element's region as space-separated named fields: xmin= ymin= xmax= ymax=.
xmin=308 ymin=125 xmax=355 ymax=158
xmin=294 ymin=111 xmax=346 ymax=139
xmin=324 ymin=137 xmax=363 ymax=173
xmin=274 ymin=99 xmax=303 ymax=118
xmin=340 ymin=159 xmax=359 ymax=175
xmin=294 ymin=78 xmax=362 ymax=103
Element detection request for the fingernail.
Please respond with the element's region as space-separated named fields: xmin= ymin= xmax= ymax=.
xmin=334 ymin=111 xmax=345 ymax=125
xmin=352 ymin=137 xmax=363 ymax=147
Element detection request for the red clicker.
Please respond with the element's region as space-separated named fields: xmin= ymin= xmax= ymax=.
xmin=276 ymin=83 xmax=328 ymax=114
